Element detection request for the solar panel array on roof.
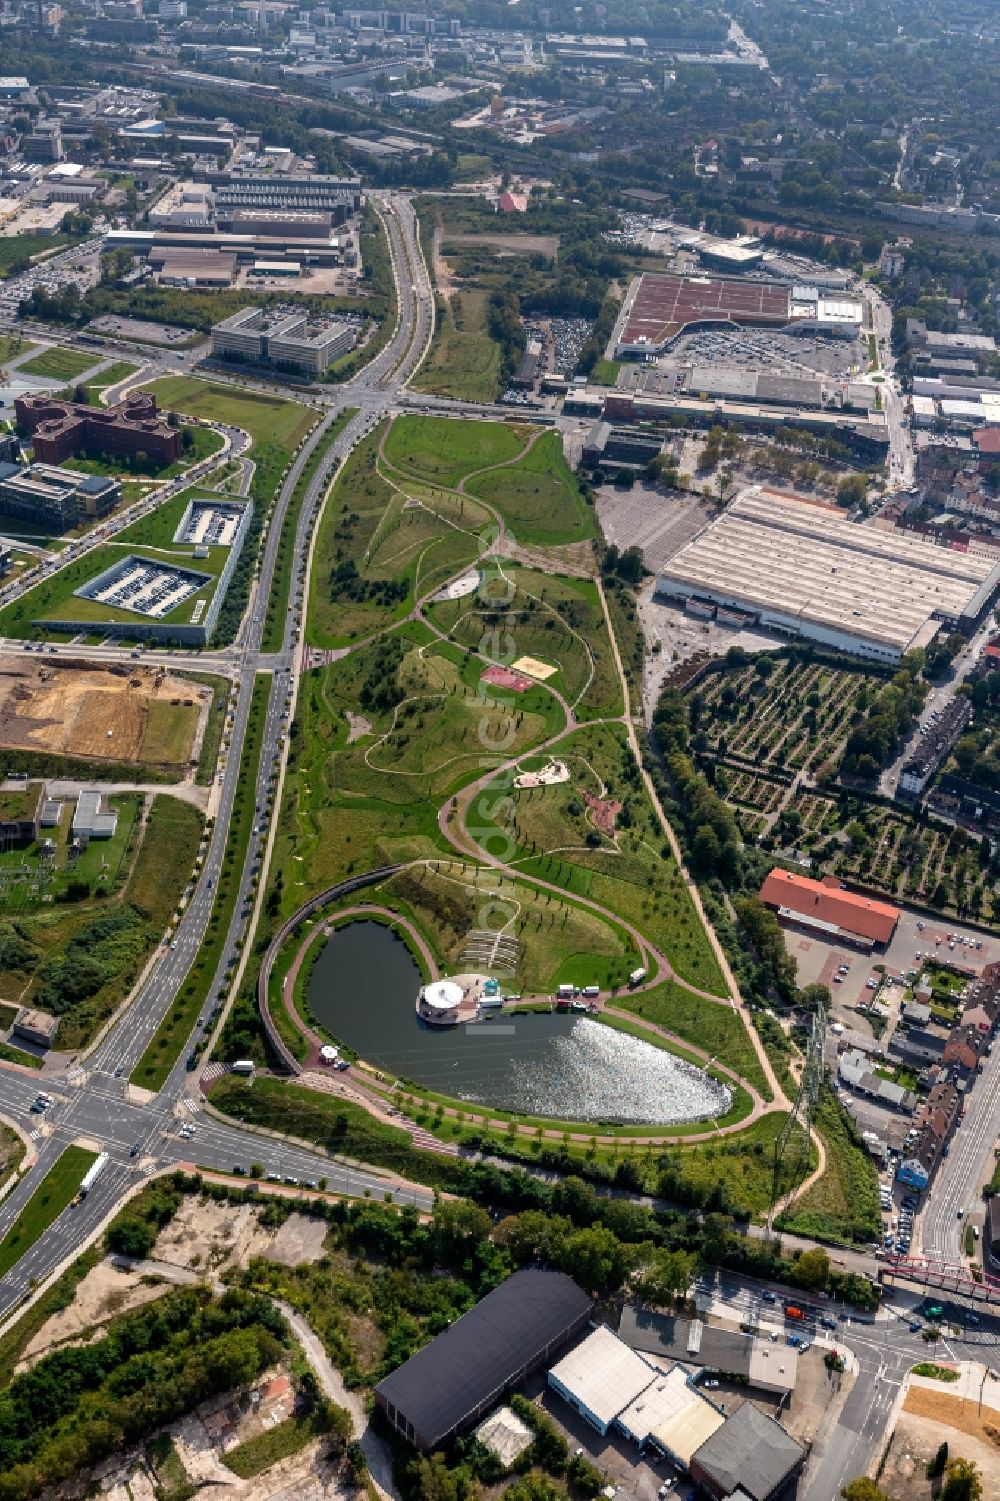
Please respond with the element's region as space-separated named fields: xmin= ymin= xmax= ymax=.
xmin=375 ymin=1269 xmax=592 ymax=1452
xmin=618 ymin=273 xmax=792 ymax=352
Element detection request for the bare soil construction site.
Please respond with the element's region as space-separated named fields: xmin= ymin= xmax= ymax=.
xmin=0 ymin=655 xmax=210 ymax=772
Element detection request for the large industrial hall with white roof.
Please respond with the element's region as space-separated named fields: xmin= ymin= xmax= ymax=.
xmin=655 ymin=488 xmax=1000 ymax=663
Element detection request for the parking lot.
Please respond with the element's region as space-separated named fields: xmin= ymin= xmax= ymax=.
xmin=878 ymin=1173 xmax=921 ymax=1257
xmin=636 ymin=588 xmax=785 ymax=718
xmin=787 ymin=909 xmax=998 ymax=1000
xmin=524 ymin=1328 xmax=832 ymax=1500
xmin=597 ymin=484 xmax=712 ymax=572
xmin=530 ymin=1375 xmax=680 ymax=1501
xmin=89 ymin=315 xmax=197 ymax=346
xmin=0 ymin=237 xmax=104 ymax=314
xmin=667 ymin=325 xmax=859 ymax=380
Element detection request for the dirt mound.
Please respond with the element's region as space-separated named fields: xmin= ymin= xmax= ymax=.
xmin=0 ymin=654 xmax=207 ymax=768
xmin=584 ymin=789 xmax=623 ymax=835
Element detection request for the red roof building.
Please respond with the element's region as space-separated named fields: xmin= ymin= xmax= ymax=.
xmin=497 ymin=191 xmax=528 ymax=213
xmin=973 ymin=427 xmax=1000 ymax=464
xmin=759 ymin=869 xmax=900 ymax=947
xmin=15 ymin=391 xmax=180 ymax=467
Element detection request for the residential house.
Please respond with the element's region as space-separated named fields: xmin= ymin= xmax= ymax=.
xmin=889 ymin=1026 xmax=947 ymax=1069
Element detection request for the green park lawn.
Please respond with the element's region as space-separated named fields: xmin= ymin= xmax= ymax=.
xmin=465 ymin=429 xmax=596 ymax=546
xmin=618 ymin=979 xmax=769 ymax=1099
xmin=309 ymin=411 xmax=595 ymax=647
xmin=271 ymin=625 xmax=559 ymax=907
xmin=307 ymin=422 xmax=493 ymax=647
xmin=19 ymin=347 xmax=99 ymax=382
xmin=591 ymin=358 xmax=622 ymax=386
xmin=141 ymin=375 xmax=317 ymax=451
xmin=378 ymin=858 xmax=638 ymax=993
xmin=454 ymin=153 xmax=493 ymax=180
xmin=0 ymin=1147 xmax=97 ymax=1280
xmin=0 ymin=335 xmax=36 ymax=363
xmin=466 ymin=720 xmax=729 ymax=1001
xmin=84 ymin=360 xmax=140 ymax=395
xmin=427 ymin=564 xmax=622 ymax=718
xmin=382 ymin=412 xmax=526 ymax=490
xmin=411 ymin=288 xmax=502 ymax=404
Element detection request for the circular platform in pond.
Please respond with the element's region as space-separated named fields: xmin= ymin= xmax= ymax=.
xmin=419 ymin=979 xmax=464 ymax=1024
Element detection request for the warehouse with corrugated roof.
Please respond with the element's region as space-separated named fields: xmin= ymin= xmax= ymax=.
xmin=374 ymin=1269 xmax=592 ymax=1452
xmin=655 ymin=487 xmax=1000 ymax=663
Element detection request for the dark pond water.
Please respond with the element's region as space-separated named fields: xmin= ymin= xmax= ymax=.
xmin=307 ymin=920 xmax=731 ymax=1124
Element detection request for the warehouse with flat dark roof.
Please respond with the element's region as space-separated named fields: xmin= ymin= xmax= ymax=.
xmin=375 ymin=1269 xmax=592 ymax=1452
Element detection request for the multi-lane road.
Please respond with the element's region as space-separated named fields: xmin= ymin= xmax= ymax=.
xmin=0 ymin=189 xmax=438 ymax=1324
xmin=2 ymin=191 xmax=999 ymax=1501
xmin=922 ymin=1042 xmax=1000 ymax=1261
xmin=695 ymin=1268 xmax=1000 ymax=1499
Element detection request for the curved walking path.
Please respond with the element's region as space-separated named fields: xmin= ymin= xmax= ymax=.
xmin=276 ymin=539 xmax=823 ymax=1167
xmin=265 ymin=863 xmax=817 ymax=1157
xmin=251 ymin=301 xmax=835 ymax=1205
xmin=594 ymin=575 xmax=788 ymax=1110
xmin=278 ymin=1301 xmax=399 ymax=1501
xmin=280 ymin=903 xmax=437 ymax=1070
xmin=270 ymin=893 xmax=771 ymax=1149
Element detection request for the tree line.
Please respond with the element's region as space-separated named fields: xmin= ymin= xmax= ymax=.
xmin=0 ymin=1286 xmax=288 ymax=1501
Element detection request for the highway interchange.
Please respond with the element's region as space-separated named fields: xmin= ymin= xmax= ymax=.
xmin=0 ymin=190 xmax=438 ymax=1324
xmin=0 ymin=191 xmax=998 ymax=1500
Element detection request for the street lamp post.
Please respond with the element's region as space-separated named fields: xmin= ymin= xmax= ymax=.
xmin=979 ymin=1361 xmax=992 ymax=1415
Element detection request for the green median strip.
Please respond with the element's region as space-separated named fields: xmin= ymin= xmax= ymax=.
xmin=0 ymin=1146 xmax=97 ymax=1280
xmin=0 ymin=1043 xmax=43 ymax=1070
xmin=132 ymin=676 xmax=270 ymax=1090
xmin=262 ymin=406 xmax=357 ymax=653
